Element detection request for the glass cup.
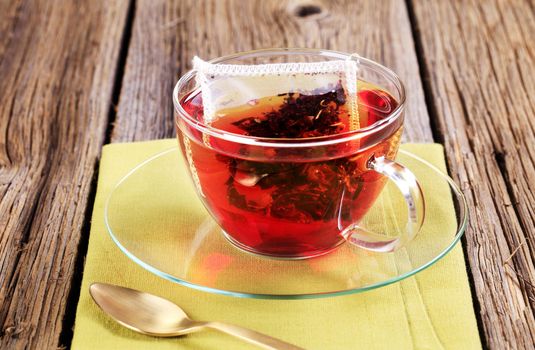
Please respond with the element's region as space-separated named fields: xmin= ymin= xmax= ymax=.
xmin=173 ymin=48 xmax=424 ymax=259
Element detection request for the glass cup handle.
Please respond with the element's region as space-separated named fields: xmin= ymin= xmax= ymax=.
xmin=342 ymin=155 xmax=425 ymax=252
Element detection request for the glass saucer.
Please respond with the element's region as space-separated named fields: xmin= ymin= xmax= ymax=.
xmin=105 ymin=147 xmax=468 ymax=299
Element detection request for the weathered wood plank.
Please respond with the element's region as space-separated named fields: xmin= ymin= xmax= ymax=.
xmin=112 ymin=0 xmax=433 ymax=143
xmin=410 ymin=0 xmax=535 ymax=347
xmin=0 ymin=0 xmax=130 ymax=348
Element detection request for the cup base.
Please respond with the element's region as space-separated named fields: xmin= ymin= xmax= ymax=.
xmin=220 ymin=230 xmax=345 ymax=260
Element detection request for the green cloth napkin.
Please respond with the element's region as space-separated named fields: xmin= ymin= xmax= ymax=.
xmin=72 ymin=139 xmax=481 ymax=349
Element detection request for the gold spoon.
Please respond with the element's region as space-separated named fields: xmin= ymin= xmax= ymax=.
xmin=90 ymin=283 xmax=305 ymax=350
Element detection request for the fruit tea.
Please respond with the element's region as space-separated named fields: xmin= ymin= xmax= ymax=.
xmin=178 ymin=81 xmax=402 ymax=258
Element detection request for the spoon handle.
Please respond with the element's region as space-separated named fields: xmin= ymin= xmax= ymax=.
xmin=205 ymin=321 xmax=306 ymax=350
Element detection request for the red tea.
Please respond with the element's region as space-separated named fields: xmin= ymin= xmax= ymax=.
xmin=177 ymin=81 xmax=402 ymax=258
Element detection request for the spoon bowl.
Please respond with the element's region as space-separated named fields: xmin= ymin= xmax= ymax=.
xmin=89 ymin=283 xmax=304 ymax=350
xmin=90 ymin=283 xmax=199 ymax=336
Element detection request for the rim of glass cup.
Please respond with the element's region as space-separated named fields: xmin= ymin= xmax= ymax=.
xmin=173 ymin=48 xmax=406 ymax=148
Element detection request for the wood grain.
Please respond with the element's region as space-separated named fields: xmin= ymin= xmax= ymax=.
xmin=0 ymin=0 xmax=130 ymax=348
xmin=4 ymin=0 xmax=533 ymax=347
xmin=410 ymin=0 xmax=535 ymax=347
xmin=112 ymin=0 xmax=433 ymax=143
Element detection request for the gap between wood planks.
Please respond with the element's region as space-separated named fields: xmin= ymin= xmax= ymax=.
xmin=57 ymin=0 xmax=137 ymax=348
xmin=404 ymin=0 xmax=489 ymax=348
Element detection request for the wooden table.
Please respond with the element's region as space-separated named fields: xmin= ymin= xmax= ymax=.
xmin=0 ymin=0 xmax=534 ymax=348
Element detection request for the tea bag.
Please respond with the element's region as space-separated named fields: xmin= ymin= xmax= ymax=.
xmin=192 ymin=56 xmax=360 ymax=133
